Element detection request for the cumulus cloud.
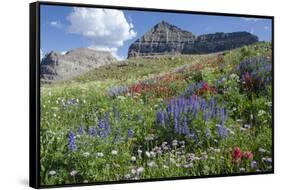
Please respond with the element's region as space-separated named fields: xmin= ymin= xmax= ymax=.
xmin=50 ymin=21 xmax=63 ymax=29
xmin=67 ymin=8 xmax=137 ymax=60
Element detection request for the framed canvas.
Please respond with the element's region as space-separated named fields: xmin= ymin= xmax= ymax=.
xmin=29 ymin=1 xmax=274 ymax=188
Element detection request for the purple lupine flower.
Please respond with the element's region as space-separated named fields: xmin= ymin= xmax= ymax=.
xmin=89 ymin=127 xmax=97 ymax=136
xmin=97 ymin=119 xmax=106 ymax=138
xmin=174 ymin=107 xmax=179 ymax=133
xmin=68 ymin=131 xmax=77 ymax=151
xmin=182 ymin=116 xmax=190 ymax=136
xmin=156 ymin=88 xmax=230 ymax=139
xmin=157 ymin=111 xmax=165 ymax=126
xmin=220 ymin=107 xmax=227 ymax=125
xmin=78 ymin=126 xmax=84 ymax=135
xmin=127 ymin=128 xmax=134 ymax=138
xmin=203 ymin=110 xmax=210 ymax=122
xmin=216 ymin=124 xmax=229 ymax=138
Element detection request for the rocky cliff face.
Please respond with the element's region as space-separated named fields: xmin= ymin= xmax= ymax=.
xmin=41 ymin=48 xmax=116 ymax=82
xmin=128 ymin=21 xmax=258 ymax=58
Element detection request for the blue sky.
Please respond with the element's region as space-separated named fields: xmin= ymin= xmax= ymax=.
xmin=40 ymin=4 xmax=272 ymax=60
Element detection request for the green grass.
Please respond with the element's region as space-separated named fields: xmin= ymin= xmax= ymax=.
xmin=40 ymin=42 xmax=273 ymax=186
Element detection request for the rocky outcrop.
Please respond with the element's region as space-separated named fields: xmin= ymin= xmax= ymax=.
xmin=41 ymin=48 xmax=116 ymax=81
xmin=128 ymin=21 xmax=258 ymax=58
xmin=187 ymin=32 xmax=258 ymax=54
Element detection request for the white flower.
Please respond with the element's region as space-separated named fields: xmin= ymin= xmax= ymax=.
xmin=228 ymin=129 xmax=235 ymax=135
xmin=144 ymin=135 xmax=154 ymax=141
xmin=145 ymin=151 xmax=151 ymax=158
xmin=258 ymin=148 xmax=267 ymax=153
xmin=163 ymin=146 xmax=169 ymax=150
xmin=131 ymin=169 xmax=136 ymax=174
xmin=244 ymin=124 xmax=251 ymax=129
xmin=70 ymin=170 xmax=78 ymax=176
xmin=236 ymin=119 xmax=243 ymax=123
xmin=163 ymin=165 xmax=169 ymax=169
xmin=150 ymin=151 xmax=156 ymax=158
xmin=258 ymin=110 xmax=266 ymax=117
xmin=111 ymin=150 xmax=118 ymax=155
xmin=187 ymin=153 xmax=195 ymax=161
xmin=214 ymin=148 xmax=221 ymax=153
xmin=96 ymin=152 xmax=104 ymax=157
xmin=266 ymin=101 xmax=272 ymax=107
xmin=230 ymin=73 xmax=238 ymax=80
xmin=183 ymin=163 xmax=193 ymax=168
xmin=147 ymin=161 xmax=157 ymax=168
xmin=114 ymin=163 xmax=120 ymax=168
xmin=262 ymin=157 xmax=272 ymax=163
xmin=136 ymin=167 xmax=144 ymax=175
xmin=172 ymin=139 xmax=178 ymax=146
xmin=162 ymin=141 xmax=168 ymax=146
xmin=137 ymin=149 xmax=143 ymax=154
xmin=239 ymin=167 xmax=245 ymax=172
xmin=179 ymin=140 xmax=185 ymax=145
xmin=131 ymin=156 xmax=137 ymax=162
xmin=83 ymin=152 xmax=90 ymax=157
xmin=48 ymin=170 xmax=56 ymax=176
xmin=169 ymin=158 xmax=176 ymax=164
xmin=124 ymin=174 xmax=131 ymax=179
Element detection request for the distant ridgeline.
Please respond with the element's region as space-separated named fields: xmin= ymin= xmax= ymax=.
xmin=128 ymin=21 xmax=258 ymax=58
xmin=40 ymin=48 xmax=116 ymax=82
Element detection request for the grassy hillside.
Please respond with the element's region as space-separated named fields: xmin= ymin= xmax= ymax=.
xmin=40 ymin=42 xmax=273 ymax=185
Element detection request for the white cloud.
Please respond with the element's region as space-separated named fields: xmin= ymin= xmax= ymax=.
xmin=40 ymin=49 xmax=44 ymax=61
xmin=264 ymin=26 xmax=269 ymax=31
xmin=241 ymin=17 xmax=261 ymax=22
xmin=67 ymin=8 xmax=137 ymax=60
xmin=50 ymin=21 xmax=63 ymax=29
xmin=250 ymin=29 xmax=255 ymax=34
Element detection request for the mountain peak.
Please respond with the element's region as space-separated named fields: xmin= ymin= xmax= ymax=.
xmin=152 ymin=20 xmax=188 ymax=33
xmin=128 ymin=22 xmax=258 ymax=58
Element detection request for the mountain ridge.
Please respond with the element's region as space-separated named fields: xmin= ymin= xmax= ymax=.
xmin=41 ymin=48 xmax=117 ymax=82
xmin=128 ymin=21 xmax=258 ymax=58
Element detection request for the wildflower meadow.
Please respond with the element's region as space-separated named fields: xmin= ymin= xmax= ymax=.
xmin=40 ymin=42 xmax=273 ymax=185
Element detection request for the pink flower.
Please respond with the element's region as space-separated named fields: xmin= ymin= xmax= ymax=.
xmin=232 ymin=147 xmax=242 ymax=162
xmin=242 ymin=151 xmax=254 ymax=160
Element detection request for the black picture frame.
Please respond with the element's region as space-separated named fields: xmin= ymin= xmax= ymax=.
xmin=30 ymin=1 xmax=274 ymax=189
